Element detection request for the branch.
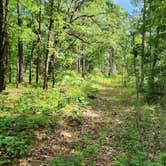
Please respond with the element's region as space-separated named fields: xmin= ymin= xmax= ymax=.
xmin=69 ymin=0 xmax=86 ymax=23
xmin=66 ymin=32 xmax=90 ymax=44
xmin=71 ymin=12 xmax=106 ymax=23
xmin=72 ymin=14 xmax=95 ymax=22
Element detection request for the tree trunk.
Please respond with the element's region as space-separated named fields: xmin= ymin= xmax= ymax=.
xmin=140 ymin=0 xmax=146 ymax=88
xmin=29 ymin=41 xmax=35 ymax=85
xmin=51 ymin=54 xmax=55 ymax=88
xmin=17 ymin=0 xmax=24 ymax=83
xmin=0 ymin=0 xmax=5 ymax=92
xmin=0 ymin=0 xmax=8 ymax=92
xmin=43 ymin=0 xmax=54 ymax=90
xmin=152 ymin=31 xmax=159 ymax=70
xmin=108 ymin=47 xmax=114 ymax=76
xmin=123 ymin=52 xmax=127 ymax=87
xmin=4 ymin=0 xmax=9 ymax=83
xmin=78 ymin=58 xmax=81 ymax=73
xmin=8 ymin=43 xmax=12 ymax=83
xmin=81 ymin=57 xmax=86 ymax=78
xmin=148 ymin=27 xmax=160 ymax=98
xmin=16 ymin=60 xmax=19 ymax=88
xmin=132 ymin=33 xmax=139 ymax=100
xmin=36 ymin=0 xmax=42 ymax=84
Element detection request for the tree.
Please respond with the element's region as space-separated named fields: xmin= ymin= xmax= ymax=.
xmin=17 ymin=0 xmax=24 ymax=83
xmin=140 ymin=0 xmax=146 ymax=88
xmin=0 ymin=0 xmax=9 ymax=92
xmin=36 ymin=0 xmax=42 ymax=84
xmin=43 ymin=0 xmax=55 ymax=90
xmin=108 ymin=47 xmax=114 ymax=76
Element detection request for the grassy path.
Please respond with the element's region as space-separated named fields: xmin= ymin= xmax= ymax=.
xmin=1 ymin=77 xmax=163 ymax=165
xmin=20 ymin=77 xmax=135 ymax=166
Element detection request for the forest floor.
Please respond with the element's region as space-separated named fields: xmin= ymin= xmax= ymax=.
xmin=23 ymin=77 xmax=130 ymax=166
xmin=0 ymin=76 xmax=165 ymax=165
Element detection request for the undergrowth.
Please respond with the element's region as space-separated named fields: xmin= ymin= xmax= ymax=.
xmin=0 ymin=72 xmax=97 ymax=165
xmin=112 ymin=106 xmax=166 ymax=166
xmin=0 ymin=74 xmax=165 ymax=165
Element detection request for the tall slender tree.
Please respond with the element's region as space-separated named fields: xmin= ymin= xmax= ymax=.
xmin=140 ymin=0 xmax=146 ymax=88
xmin=0 ymin=0 xmax=9 ymax=92
xmin=29 ymin=41 xmax=35 ymax=84
xmin=17 ymin=0 xmax=24 ymax=83
xmin=43 ymin=0 xmax=55 ymax=89
xmin=108 ymin=47 xmax=114 ymax=76
xmin=36 ymin=0 xmax=42 ymax=84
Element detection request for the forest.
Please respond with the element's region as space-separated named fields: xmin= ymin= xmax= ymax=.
xmin=0 ymin=0 xmax=166 ymax=165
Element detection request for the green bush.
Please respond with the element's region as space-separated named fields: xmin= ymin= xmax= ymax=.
xmin=0 ymin=135 xmax=27 ymax=164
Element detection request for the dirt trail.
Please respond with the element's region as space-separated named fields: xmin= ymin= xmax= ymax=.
xmin=22 ymin=79 xmax=133 ymax=166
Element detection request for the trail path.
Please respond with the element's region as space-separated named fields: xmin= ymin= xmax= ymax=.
xmin=22 ymin=78 xmax=134 ymax=166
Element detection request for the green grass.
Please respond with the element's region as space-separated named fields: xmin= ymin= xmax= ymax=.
xmin=0 ymin=72 xmax=92 ymax=164
xmin=111 ymin=105 xmax=166 ymax=165
xmin=0 ymin=74 xmax=165 ymax=165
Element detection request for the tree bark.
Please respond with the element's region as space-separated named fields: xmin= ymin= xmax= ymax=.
xmin=17 ymin=0 xmax=24 ymax=83
xmin=81 ymin=57 xmax=86 ymax=78
xmin=0 ymin=0 xmax=9 ymax=92
xmin=0 ymin=0 xmax=5 ymax=92
xmin=8 ymin=43 xmax=12 ymax=83
xmin=16 ymin=60 xmax=19 ymax=88
xmin=78 ymin=58 xmax=81 ymax=73
xmin=108 ymin=47 xmax=114 ymax=76
xmin=29 ymin=41 xmax=35 ymax=85
xmin=51 ymin=54 xmax=55 ymax=88
xmin=43 ymin=0 xmax=54 ymax=90
xmin=36 ymin=0 xmax=42 ymax=84
xmin=132 ymin=33 xmax=139 ymax=100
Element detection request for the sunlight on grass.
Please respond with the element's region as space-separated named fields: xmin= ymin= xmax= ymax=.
xmin=0 ymin=75 xmax=165 ymax=165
